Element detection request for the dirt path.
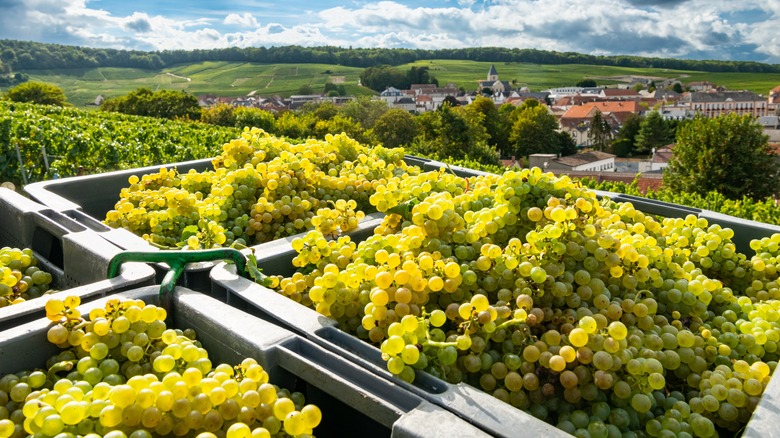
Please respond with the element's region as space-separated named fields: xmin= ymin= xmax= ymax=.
xmin=165 ymin=72 xmax=191 ymax=82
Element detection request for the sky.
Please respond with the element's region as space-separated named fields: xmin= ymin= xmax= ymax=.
xmin=0 ymin=0 xmax=778 ymax=63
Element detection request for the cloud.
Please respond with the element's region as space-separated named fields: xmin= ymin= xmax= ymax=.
xmin=223 ymin=12 xmax=259 ymax=28
xmin=125 ymin=14 xmax=152 ymax=33
xmin=0 ymin=0 xmax=776 ymax=62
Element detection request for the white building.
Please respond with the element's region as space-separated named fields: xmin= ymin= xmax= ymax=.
xmin=529 ymin=151 xmax=616 ymax=172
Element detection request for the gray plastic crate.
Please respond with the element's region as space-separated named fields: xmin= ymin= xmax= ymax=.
xmin=0 ymin=188 xmax=154 ymax=330
xmin=209 ymin=255 xmax=566 ymax=438
xmin=0 ymin=286 xmax=488 ymax=438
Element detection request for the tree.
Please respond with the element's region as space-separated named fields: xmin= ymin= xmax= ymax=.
xmin=634 ymin=111 xmax=673 ymax=155
xmin=234 ymin=107 xmax=275 ymax=131
xmin=509 ymin=104 xmax=561 ymax=157
xmin=672 ymin=82 xmax=684 ymax=93
xmin=576 ymin=78 xmax=597 ymax=87
xmin=340 ymin=97 xmax=389 ymax=130
xmin=5 ymin=81 xmax=67 ymax=106
xmin=371 ymin=108 xmax=419 ymax=149
xmin=413 ymin=104 xmax=497 ymax=165
xmin=610 ymin=113 xmax=641 ymax=157
xmin=588 ymin=110 xmax=612 ymax=151
xmin=556 ymin=131 xmax=578 ymax=157
xmin=468 ymin=96 xmax=511 ymax=156
xmin=200 ymin=103 xmax=236 ymax=127
xmin=296 ymin=84 xmax=315 ymax=95
xmin=101 ymin=88 xmax=200 ymax=120
xmin=664 ymin=114 xmax=780 ymax=200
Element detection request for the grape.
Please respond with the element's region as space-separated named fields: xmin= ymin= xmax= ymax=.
xmin=0 ymin=295 xmax=325 ymax=437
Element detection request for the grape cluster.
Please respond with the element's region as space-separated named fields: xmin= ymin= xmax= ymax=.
xmin=270 ymin=166 xmax=780 ymax=437
xmin=105 ymin=129 xmax=417 ymax=249
xmin=0 ymin=246 xmax=55 ymax=307
xmin=0 ymin=295 xmax=322 ymax=437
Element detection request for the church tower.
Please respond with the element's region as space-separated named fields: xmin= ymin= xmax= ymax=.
xmin=487 ymin=64 xmax=498 ymax=82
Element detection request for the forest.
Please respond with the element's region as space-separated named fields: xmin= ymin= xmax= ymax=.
xmin=1 ymin=39 xmax=779 ymax=74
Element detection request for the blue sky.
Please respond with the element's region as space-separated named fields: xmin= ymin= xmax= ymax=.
xmin=0 ymin=0 xmax=778 ymax=63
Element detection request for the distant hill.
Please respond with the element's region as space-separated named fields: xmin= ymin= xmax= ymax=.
xmin=2 ymin=40 xmax=778 ymax=107
xmin=2 ymin=39 xmax=779 ymax=73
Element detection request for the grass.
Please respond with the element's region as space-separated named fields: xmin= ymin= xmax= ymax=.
xmin=6 ymin=60 xmax=778 ymax=106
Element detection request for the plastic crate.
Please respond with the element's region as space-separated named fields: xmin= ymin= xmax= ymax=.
xmin=0 ymin=188 xmax=154 ymax=330
xmin=0 ymin=286 xmax=489 ymax=438
xmin=209 ymin=253 xmax=566 ymax=438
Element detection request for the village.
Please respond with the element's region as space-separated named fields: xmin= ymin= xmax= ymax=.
xmin=195 ymin=65 xmax=780 ymax=192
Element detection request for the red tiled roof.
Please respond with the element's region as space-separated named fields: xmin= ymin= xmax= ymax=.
xmin=561 ymin=101 xmax=642 ymax=119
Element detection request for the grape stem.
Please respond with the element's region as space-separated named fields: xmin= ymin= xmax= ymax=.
xmin=425 ymin=340 xmax=458 ymax=348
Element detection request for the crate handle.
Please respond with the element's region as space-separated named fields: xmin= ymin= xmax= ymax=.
xmin=107 ymin=249 xmax=248 ymax=315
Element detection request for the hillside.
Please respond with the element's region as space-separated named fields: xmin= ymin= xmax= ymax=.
xmin=8 ymin=60 xmax=780 ymax=107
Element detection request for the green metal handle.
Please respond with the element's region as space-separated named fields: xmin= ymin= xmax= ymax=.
xmin=107 ymin=248 xmax=247 ymax=314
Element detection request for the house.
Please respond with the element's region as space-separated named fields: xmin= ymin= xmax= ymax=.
xmin=687 ymin=81 xmax=715 ymax=92
xmin=650 ymin=144 xmax=674 ymax=171
xmin=390 ymin=97 xmax=417 ymax=112
xmin=529 ymin=151 xmax=616 ymax=172
xmin=758 ymin=116 xmax=780 ymax=129
xmin=599 ymin=88 xmax=641 ymax=100
xmin=559 ymin=101 xmax=644 ymax=146
xmin=770 ymin=85 xmax=780 ymax=104
xmin=658 ymin=104 xmax=695 ymax=121
xmin=416 ymin=95 xmax=434 ymax=112
xmin=681 ymin=91 xmax=771 ymax=118
xmin=380 ymin=87 xmax=404 ymax=103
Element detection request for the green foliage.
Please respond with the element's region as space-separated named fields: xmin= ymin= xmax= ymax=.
xmin=581 ymin=176 xmax=780 ymax=226
xmin=273 ymin=111 xmax=315 ymax=140
xmin=0 ymin=101 xmax=239 ymax=185
xmin=5 ymin=81 xmax=66 ymax=106
xmin=233 ymin=107 xmax=275 ymax=132
xmin=200 ymin=103 xmax=236 ymax=127
xmin=664 ymin=113 xmax=780 ymax=200
xmin=611 ymin=113 xmax=641 ymax=156
xmin=576 ymin=78 xmax=597 ymax=87
xmin=634 ymin=111 xmax=673 ymax=155
xmin=101 ymin=88 xmax=200 ymax=120
xmin=313 ymin=115 xmax=373 ymax=145
xmin=588 ymin=110 xmax=612 ymax=152
xmin=371 ymin=108 xmax=419 ymax=149
xmin=340 ymin=97 xmax=389 ymax=130
xmin=509 ymin=104 xmax=560 ymax=157
xmin=359 ymin=65 xmax=438 ymax=92
xmin=412 ymin=104 xmax=498 ymax=166
xmin=4 ymin=39 xmax=778 ymax=74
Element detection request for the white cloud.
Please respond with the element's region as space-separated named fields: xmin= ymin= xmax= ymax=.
xmin=223 ymin=12 xmax=259 ymax=28
xmin=0 ymin=0 xmax=776 ymax=61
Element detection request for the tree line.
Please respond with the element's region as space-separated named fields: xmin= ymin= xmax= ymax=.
xmin=2 ymin=39 xmax=778 ymax=73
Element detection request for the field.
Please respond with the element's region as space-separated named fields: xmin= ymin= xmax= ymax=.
xmin=7 ymin=60 xmax=779 ymax=106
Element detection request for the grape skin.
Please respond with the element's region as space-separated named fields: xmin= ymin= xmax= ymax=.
xmin=0 ymin=295 xmax=323 ymax=437
xmin=275 ymin=165 xmax=780 ymax=438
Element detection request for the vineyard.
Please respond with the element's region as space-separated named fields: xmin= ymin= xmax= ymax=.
xmin=0 ymin=101 xmax=240 ymax=185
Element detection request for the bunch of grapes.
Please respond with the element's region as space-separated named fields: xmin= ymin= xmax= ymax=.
xmin=270 ymin=166 xmax=780 ymax=437
xmin=0 ymin=246 xmax=55 ymax=307
xmin=0 ymin=295 xmax=322 ymax=437
xmin=105 ymin=129 xmax=418 ymax=249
